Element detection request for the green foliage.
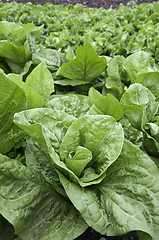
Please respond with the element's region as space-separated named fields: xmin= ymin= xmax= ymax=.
xmin=58 ymin=43 xmax=107 ymax=82
xmin=121 ymin=83 xmax=158 ymax=130
xmin=1 ymin=1 xmax=159 ymax=60
xmin=0 ymin=154 xmax=87 ymax=240
xmin=88 ymin=87 xmax=124 ymax=121
xmin=0 ymin=1 xmax=159 ymax=240
xmin=58 ymin=140 xmax=159 ymax=238
xmin=0 ymin=72 xmax=26 ymax=153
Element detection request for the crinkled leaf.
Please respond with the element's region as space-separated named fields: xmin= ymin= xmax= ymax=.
xmin=26 ymin=62 xmax=54 ymax=101
xmin=0 ymin=41 xmax=28 ymax=64
xmin=14 ymin=108 xmax=76 ymax=154
xmin=88 ymin=87 xmax=124 ymax=121
xmin=123 ymin=51 xmax=155 ymax=83
xmin=8 ymin=73 xmax=45 ymax=109
xmin=122 ymin=120 xmax=143 ymax=147
xmin=136 ymin=72 xmax=159 ymax=101
xmin=14 ymin=111 xmax=123 ymax=187
xmin=65 ymin=46 xmax=75 ymax=61
xmin=14 ymin=108 xmax=84 ymax=187
xmin=0 ymin=22 xmax=40 ymax=64
xmin=47 ymin=94 xmax=91 ymax=118
xmin=58 ymin=43 xmax=107 ymax=82
xmin=25 ymin=138 xmax=67 ymax=197
xmin=0 ymin=21 xmax=22 ymax=39
xmin=65 ymin=146 xmax=92 ymax=177
xmin=9 ymin=22 xmax=42 ymax=41
xmin=0 ymin=154 xmax=87 ymax=240
xmin=32 ymin=45 xmax=61 ymax=72
xmin=58 ymin=140 xmax=159 ymax=240
xmin=121 ymin=83 xmax=158 ymax=130
xmin=0 ymin=21 xmax=42 ymax=41
xmin=0 ymin=73 xmax=26 ymax=153
xmin=105 ymin=55 xmax=125 ymax=98
xmin=60 ymin=115 xmax=124 ymax=184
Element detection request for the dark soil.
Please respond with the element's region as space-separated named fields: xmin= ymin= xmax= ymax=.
xmin=1 ymin=0 xmax=159 ymax=9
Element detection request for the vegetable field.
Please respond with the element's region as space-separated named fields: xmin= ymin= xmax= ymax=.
xmin=0 ymin=1 xmax=159 ymax=240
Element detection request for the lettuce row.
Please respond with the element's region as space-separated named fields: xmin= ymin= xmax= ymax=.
xmin=1 ymin=1 xmax=159 ymax=61
xmin=0 ymin=33 xmax=159 ymax=240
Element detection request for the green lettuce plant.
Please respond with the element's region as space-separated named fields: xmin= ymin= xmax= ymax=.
xmin=0 ymin=89 xmax=159 ymax=239
xmin=0 ymin=18 xmax=159 ymax=239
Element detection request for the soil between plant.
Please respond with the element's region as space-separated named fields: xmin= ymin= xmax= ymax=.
xmin=1 ymin=0 xmax=157 ymax=239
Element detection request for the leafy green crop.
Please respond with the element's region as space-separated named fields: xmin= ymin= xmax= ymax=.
xmin=0 ymin=1 xmax=159 ymax=240
xmin=1 ymin=1 xmax=159 ymax=60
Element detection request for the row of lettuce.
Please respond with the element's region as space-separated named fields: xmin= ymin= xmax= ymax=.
xmin=0 ymin=2 xmax=159 ymax=240
xmin=0 ymin=1 xmax=159 ymax=59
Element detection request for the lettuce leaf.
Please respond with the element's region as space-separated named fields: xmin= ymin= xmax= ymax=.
xmin=14 ymin=111 xmax=124 ymax=187
xmin=136 ymin=72 xmax=159 ymax=101
xmin=121 ymin=83 xmax=158 ymax=130
xmin=58 ymin=43 xmax=107 ymax=82
xmin=58 ymin=140 xmax=159 ymax=240
xmin=0 ymin=72 xmax=26 ymax=153
xmin=0 ymin=154 xmax=87 ymax=240
xmin=88 ymin=87 xmax=124 ymax=121
xmin=26 ymin=62 xmax=54 ymax=101
xmin=123 ymin=51 xmax=156 ymax=83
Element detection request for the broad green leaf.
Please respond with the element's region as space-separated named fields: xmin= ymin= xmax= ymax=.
xmin=121 ymin=83 xmax=158 ymax=130
xmin=0 ymin=41 xmax=28 ymax=64
xmin=0 ymin=21 xmax=42 ymax=41
xmin=58 ymin=43 xmax=107 ymax=82
xmin=0 ymin=154 xmax=87 ymax=240
xmin=105 ymin=55 xmax=125 ymax=98
xmin=32 ymin=45 xmax=61 ymax=71
xmin=60 ymin=115 xmax=124 ymax=184
xmin=23 ymin=34 xmax=37 ymax=62
xmin=58 ymin=140 xmax=159 ymax=240
xmin=136 ymin=72 xmax=159 ymax=101
xmin=14 ymin=111 xmax=123 ymax=186
xmin=5 ymin=60 xmax=25 ymax=74
xmin=25 ymin=138 xmax=67 ymax=197
xmin=14 ymin=108 xmax=84 ymax=187
xmin=123 ymin=51 xmax=155 ymax=83
xmin=65 ymin=46 xmax=75 ymax=61
xmin=47 ymin=94 xmax=91 ymax=118
xmin=0 ymin=73 xmax=26 ymax=153
xmin=88 ymin=87 xmax=124 ymax=121
xmin=65 ymin=146 xmax=92 ymax=177
xmin=0 ymin=22 xmax=39 ymax=64
xmin=26 ymin=62 xmax=54 ymax=101
xmin=14 ymin=108 xmax=76 ymax=154
xmin=9 ymin=22 xmax=43 ymax=41
xmin=0 ymin=21 xmax=22 ymax=38
xmin=122 ymin=120 xmax=143 ymax=148
xmin=8 ymin=73 xmax=45 ymax=109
